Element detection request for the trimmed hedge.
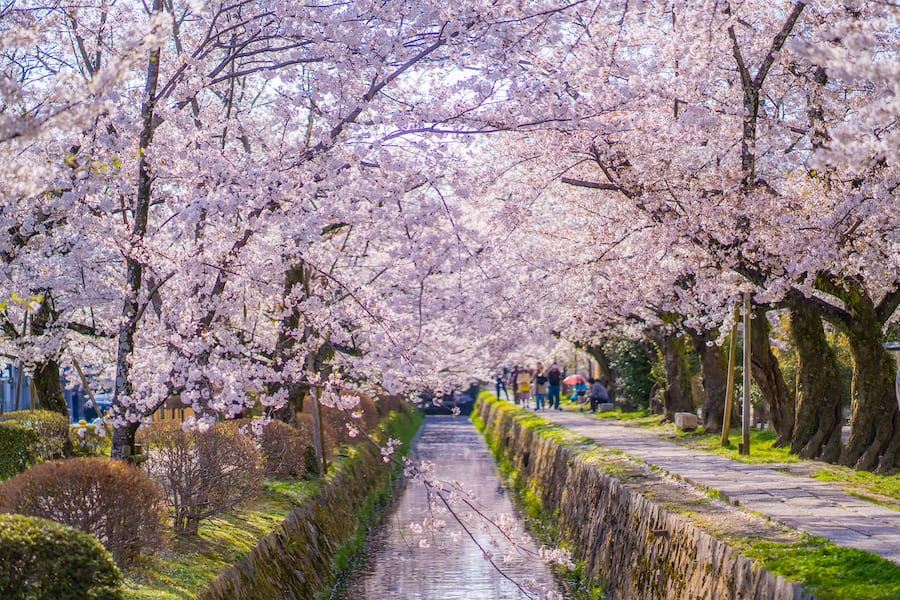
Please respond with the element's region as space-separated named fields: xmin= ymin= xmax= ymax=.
xmin=0 ymin=458 xmax=166 ymax=567
xmin=0 ymin=513 xmax=124 ymax=599
xmin=0 ymin=422 xmax=41 ymax=481
xmin=70 ymin=423 xmax=112 ymax=456
xmin=0 ymin=410 xmax=70 ymax=459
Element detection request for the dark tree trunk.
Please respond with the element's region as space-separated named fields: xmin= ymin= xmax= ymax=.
xmin=651 ymin=331 xmax=695 ymax=422
xmin=31 ymin=361 xmax=68 ymax=415
xmin=29 ymin=295 xmax=75 ymax=457
xmin=110 ymin=5 xmax=163 ymax=459
xmin=585 ymin=342 xmax=618 ymax=404
xmin=272 ymin=264 xmax=306 ymax=423
xmin=28 ymin=295 xmax=69 ymax=417
xmin=789 ymin=304 xmax=844 ymax=463
xmin=111 ymin=421 xmax=140 ymax=463
xmin=750 ymin=306 xmax=793 ymax=446
xmin=839 ymin=302 xmax=899 ymax=472
xmin=688 ymin=328 xmax=729 ymax=434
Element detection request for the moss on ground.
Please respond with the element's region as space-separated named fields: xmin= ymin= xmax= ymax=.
xmin=125 ymin=480 xmax=321 ymax=599
xmin=739 ymin=537 xmax=900 ymax=600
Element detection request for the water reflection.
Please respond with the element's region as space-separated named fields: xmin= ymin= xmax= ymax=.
xmin=340 ymin=415 xmax=563 ymax=599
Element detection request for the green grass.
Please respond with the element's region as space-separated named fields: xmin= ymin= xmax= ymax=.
xmin=740 ymin=537 xmax=900 ymax=600
xmin=674 ymin=428 xmax=800 ymax=464
xmin=125 ymin=478 xmax=319 ymax=599
xmin=594 ymin=408 xmax=662 ymax=427
xmin=582 ymin=405 xmax=800 ymax=465
xmin=812 ymin=467 xmax=900 ymax=505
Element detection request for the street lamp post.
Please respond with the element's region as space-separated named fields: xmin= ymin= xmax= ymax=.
xmin=885 ymin=342 xmax=900 ymax=413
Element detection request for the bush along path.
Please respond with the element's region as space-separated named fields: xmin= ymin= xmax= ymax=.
xmin=476 ymin=393 xmax=900 ymax=600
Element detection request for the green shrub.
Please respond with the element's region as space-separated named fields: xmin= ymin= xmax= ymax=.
xmin=0 ymin=410 xmax=70 ymax=459
xmin=0 ymin=458 xmax=166 ymax=567
xmin=0 ymin=422 xmax=41 ymax=481
xmin=70 ymin=422 xmax=112 ymax=456
xmin=0 ymin=513 xmax=124 ymax=599
xmin=607 ymin=338 xmax=656 ymax=410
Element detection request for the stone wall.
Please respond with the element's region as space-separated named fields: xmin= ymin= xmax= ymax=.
xmin=476 ymin=399 xmax=815 ymax=600
xmin=198 ymin=412 xmax=415 ymax=600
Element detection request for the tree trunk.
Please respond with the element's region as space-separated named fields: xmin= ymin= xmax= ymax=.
xmin=28 ymin=295 xmax=69 ymax=418
xmin=585 ymin=342 xmax=618 ymax=404
xmin=111 ymin=5 xmax=163 ymax=459
xmin=28 ymin=295 xmax=75 ymax=456
xmin=111 ymin=420 xmax=140 ymax=463
xmin=30 ymin=361 xmax=67 ymax=416
xmin=651 ymin=331 xmax=695 ymax=422
xmin=789 ymin=303 xmax=844 ymax=463
xmin=839 ymin=301 xmax=900 ymax=472
xmin=688 ymin=328 xmax=729 ymax=434
xmin=749 ymin=306 xmax=793 ymax=446
xmin=272 ymin=264 xmax=306 ymax=423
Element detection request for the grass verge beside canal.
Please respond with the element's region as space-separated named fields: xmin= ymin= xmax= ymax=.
xmin=477 ymin=393 xmax=900 ymax=600
xmin=124 ymin=408 xmax=423 ymax=600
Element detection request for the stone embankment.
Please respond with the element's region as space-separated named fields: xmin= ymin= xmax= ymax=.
xmin=476 ymin=398 xmax=814 ymax=600
xmin=198 ymin=411 xmax=417 ymax=600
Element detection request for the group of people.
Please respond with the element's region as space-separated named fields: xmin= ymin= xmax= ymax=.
xmin=494 ymin=363 xmax=610 ymax=413
xmin=495 ymin=363 xmax=562 ymax=411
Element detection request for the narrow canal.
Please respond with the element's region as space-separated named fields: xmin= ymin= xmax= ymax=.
xmin=340 ymin=415 xmax=565 ymax=599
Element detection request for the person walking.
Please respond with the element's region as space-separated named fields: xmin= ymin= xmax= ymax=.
xmin=495 ymin=367 xmax=509 ymax=401
xmin=547 ymin=363 xmax=562 ymax=410
xmin=589 ymin=377 xmax=609 ymax=413
xmin=516 ymin=367 xmax=532 ymax=407
xmin=533 ymin=363 xmax=548 ymax=411
xmin=508 ymin=365 xmax=520 ymax=405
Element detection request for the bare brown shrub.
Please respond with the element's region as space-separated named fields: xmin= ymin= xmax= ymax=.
xmin=320 ymin=391 xmax=380 ymax=445
xmin=375 ymin=394 xmax=407 ymax=417
xmin=226 ymin=419 xmax=310 ymax=478
xmin=142 ymin=423 xmax=264 ymax=535
xmin=0 ymin=457 xmax=165 ymax=567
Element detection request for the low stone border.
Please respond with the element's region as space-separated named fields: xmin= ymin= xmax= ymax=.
xmin=476 ymin=397 xmax=816 ymax=600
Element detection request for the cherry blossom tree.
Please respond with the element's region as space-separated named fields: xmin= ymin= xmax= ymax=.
xmin=455 ymin=1 xmax=898 ymax=468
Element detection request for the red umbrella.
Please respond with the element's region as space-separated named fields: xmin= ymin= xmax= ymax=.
xmin=562 ymin=374 xmax=587 ymax=385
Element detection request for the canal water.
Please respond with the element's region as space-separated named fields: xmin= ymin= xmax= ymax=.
xmin=339 ymin=415 xmax=565 ymax=599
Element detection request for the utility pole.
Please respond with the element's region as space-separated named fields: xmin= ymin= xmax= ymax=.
xmin=310 ymin=387 xmax=328 ymax=476
xmin=721 ymin=304 xmax=740 ymax=447
xmin=740 ymin=294 xmax=751 ymax=455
